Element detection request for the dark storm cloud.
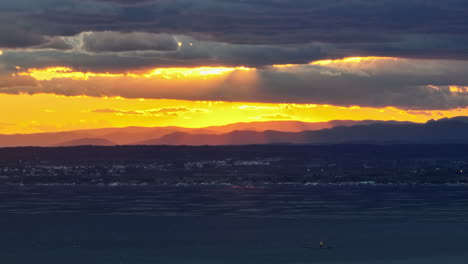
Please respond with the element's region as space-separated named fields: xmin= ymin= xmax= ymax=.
xmin=0 ymin=36 xmax=326 ymax=71
xmin=0 ymin=26 xmax=46 ymax=48
xmin=86 ymin=0 xmax=157 ymax=3
xmin=254 ymin=63 xmax=468 ymax=110
xmin=82 ymin=32 xmax=178 ymax=52
xmin=1 ymin=0 xmax=468 ymax=50
xmin=0 ymin=0 xmax=468 ymax=61
xmin=35 ymin=37 xmax=74 ymax=50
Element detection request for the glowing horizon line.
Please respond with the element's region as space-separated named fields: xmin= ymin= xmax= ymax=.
xmin=273 ymin=56 xmax=396 ymax=68
xmin=18 ymin=66 xmax=254 ymax=81
xmin=311 ymin=56 xmax=396 ymax=65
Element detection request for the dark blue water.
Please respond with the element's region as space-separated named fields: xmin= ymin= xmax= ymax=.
xmin=1 ymin=184 xmax=468 ymax=263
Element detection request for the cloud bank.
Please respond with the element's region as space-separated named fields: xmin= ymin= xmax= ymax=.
xmin=1 ymin=0 xmax=468 ymax=111
xmin=1 ymin=58 xmax=467 ymax=110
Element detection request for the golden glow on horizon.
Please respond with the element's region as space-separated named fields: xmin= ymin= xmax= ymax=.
xmin=311 ymin=57 xmax=394 ymax=65
xmin=272 ymin=63 xmax=298 ymax=68
xmin=19 ymin=66 xmax=254 ymax=81
xmin=143 ymin=66 xmax=252 ymax=79
xmin=4 ymin=57 xmax=468 ymax=135
xmin=449 ymin=86 xmax=468 ymax=93
xmin=273 ymin=57 xmax=396 ymax=68
xmin=18 ymin=67 xmax=124 ymax=80
xmin=0 ymin=93 xmax=467 ymax=134
xmin=20 ymin=57 xmax=389 ymax=80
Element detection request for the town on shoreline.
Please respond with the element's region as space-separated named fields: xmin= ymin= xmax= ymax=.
xmin=1 ymin=144 xmax=468 ymax=185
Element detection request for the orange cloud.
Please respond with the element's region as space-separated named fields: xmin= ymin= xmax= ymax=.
xmin=92 ymin=109 xmax=142 ymax=115
xmin=256 ymin=114 xmax=296 ymax=120
xmin=148 ymin=107 xmax=191 ymax=114
xmin=91 ymin=106 xmax=209 ymax=117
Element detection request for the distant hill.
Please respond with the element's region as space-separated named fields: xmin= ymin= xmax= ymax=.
xmin=136 ymin=117 xmax=468 ymax=145
xmin=54 ymin=138 xmax=116 ymax=147
xmin=204 ymin=120 xmax=359 ymax=132
xmin=0 ymin=126 xmax=212 ymax=147
xmin=136 ymin=130 xmax=282 ymax=145
xmin=0 ymin=119 xmax=410 ymax=147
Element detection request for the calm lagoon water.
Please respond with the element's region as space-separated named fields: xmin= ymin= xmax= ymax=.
xmin=1 ymin=184 xmax=468 ymax=263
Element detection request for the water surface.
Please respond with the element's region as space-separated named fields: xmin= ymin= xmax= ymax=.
xmin=1 ymin=184 xmax=467 ymax=263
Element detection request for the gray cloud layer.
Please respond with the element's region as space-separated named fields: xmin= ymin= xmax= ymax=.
xmin=0 ymin=35 xmax=326 ymax=71
xmin=82 ymin=32 xmax=178 ymax=52
xmin=1 ymin=0 xmax=468 ymax=110
xmin=0 ymin=0 xmax=467 ymax=58
xmin=2 ymin=58 xmax=468 ymax=110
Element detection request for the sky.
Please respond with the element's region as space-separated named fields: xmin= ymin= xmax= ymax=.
xmin=1 ymin=0 xmax=468 ymax=134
